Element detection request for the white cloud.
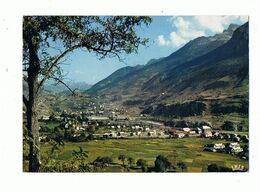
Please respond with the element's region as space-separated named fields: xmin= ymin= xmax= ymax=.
xmin=194 ymin=15 xmax=249 ymax=33
xmin=158 ymin=16 xmax=206 ymax=47
xmin=157 ymin=15 xmax=248 ymax=48
xmin=158 ymin=35 xmax=170 ymax=46
xmin=169 ymin=32 xmax=186 ymax=47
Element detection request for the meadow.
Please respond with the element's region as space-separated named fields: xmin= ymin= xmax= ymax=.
xmin=40 ymin=138 xmax=248 ymax=172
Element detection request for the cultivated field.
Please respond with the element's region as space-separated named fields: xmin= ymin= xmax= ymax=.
xmin=40 ymin=138 xmax=248 ymax=172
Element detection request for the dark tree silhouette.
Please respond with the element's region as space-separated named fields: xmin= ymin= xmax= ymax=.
xmin=154 ymin=155 xmax=172 ymax=172
xmin=118 ymin=154 xmax=126 ymax=167
xmin=136 ymin=159 xmax=148 ymax=172
xmin=177 ymin=161 xmax=187 ymax=172
xmin=23 ymin=16 xmax=151 ymax=172
xmin=127 ymin=157 xmax=135 ymax=167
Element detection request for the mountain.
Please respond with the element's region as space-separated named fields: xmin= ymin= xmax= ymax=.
xmin=44 ymin=81 xmax=92 ymax=94
xmin=87 ymin=23 xmax=246 ymax=105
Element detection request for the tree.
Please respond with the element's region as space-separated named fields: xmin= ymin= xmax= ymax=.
xmin=221 ymin=121 xmax=237 ymax=131
xmin=127 ymin=157 xmax=135 ymax=167
xmin=177 ymin=161 xmax=187 ymax=172
xmin=207 ymin=164 xmax=219 ymax=172
xmin=118 ymin=154 xmax=126 ymax=167
xmin=23 ymin=16 xmax=151 ymax=171
xmin=136 ymin=159 xmax=148 ymax=172
xmin=154 ymin=155 xmax=172 ymax=172
xmin=93 ymin=156 xmax=113 ymax=170
xmin=72 ymin=146 xmax=89 ymax=161
xmin=207 ymin=164 xmax=232 ymax=172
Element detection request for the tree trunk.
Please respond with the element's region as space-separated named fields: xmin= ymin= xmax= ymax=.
xmin=26 ymin=35 xmax=40 ymax=172
xmin=27 ymin=70 xmax=40 ymax=172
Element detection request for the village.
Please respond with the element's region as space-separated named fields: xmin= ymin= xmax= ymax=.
xmin=37 ymin=101 xmax=249 ymax=161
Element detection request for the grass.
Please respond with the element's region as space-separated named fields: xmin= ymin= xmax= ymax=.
xmin=40 ymin=138 xmax=248 ymax=172
xmin=39 ymin=121 xmax=61 ymax=129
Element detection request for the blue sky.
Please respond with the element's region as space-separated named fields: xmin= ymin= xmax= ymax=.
xmin=59 ymin=16 xmax=248 ymax=85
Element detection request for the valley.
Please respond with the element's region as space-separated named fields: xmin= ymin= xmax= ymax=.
xmin=23 ymin=19 xmax=249 ymax=173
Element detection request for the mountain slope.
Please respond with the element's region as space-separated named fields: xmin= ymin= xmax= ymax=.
xmin=87 ymin=24 xmax=240 ymax=96
xmin=142 ymin=22 xmax=248 ymax=100
xmin=87 ymin=23 xmax=248 ymax=110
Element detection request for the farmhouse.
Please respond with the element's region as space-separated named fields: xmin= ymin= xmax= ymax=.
xmin=182 ymin=127 xmax=191 ymax=132
xmin=229 ymin=142 xmax=243 ymax=153
xmin=41 ymin=115 xmax=50 ymax=121
xmin=203 ymin=130 xmax=212 ymax=138
xmin=175 ymin=132 xmax=185 ymax=138
xmin=213 ymin=143 xmax=225 ymax=150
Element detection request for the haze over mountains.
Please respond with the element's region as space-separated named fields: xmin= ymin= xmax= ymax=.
xmin=44 ymin=81 xmax=92 ymax=94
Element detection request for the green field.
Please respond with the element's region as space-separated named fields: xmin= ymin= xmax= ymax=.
xmin=40 ymin=138 xmax=248 ymax=172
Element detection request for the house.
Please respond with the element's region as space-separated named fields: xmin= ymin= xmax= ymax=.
xmin=229 ymin=142 xmax=243 ymax=153
xmin=148 ymin=130 xmax=157 ymax=137
xmin=41 ymin=115 xmax=50 ymax=121
xmin=175 ymin=132 xmax=185 ymax=138
xmin=183 ymin=127 xmax=191 ymax=132
xmin=203 ymin=130 xmax=212 ymax=138
xmin=232 ymin=165 xmax=245 ymax=172
xmin=213 ymin=143 xmax=225 ymax=150
xmin=189 ymin=131 xmax=196 ymax=135
xmin=109 ymin=132 xmax=117 ymax=137
xmin=136 ymin=131 xmax=142 ymax=136
xmin=194 ymin=127 xmax=202 ymax=134
xmin=202 ymin=125 xmax=211 ymax=131
xmin=204 ymin=144 xmax=216 ymax=152
xmin=87 ymin=116 xmax=109 ymax=121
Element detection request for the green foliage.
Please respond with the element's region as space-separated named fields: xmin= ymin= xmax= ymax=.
xmin=211 ymin=99 xmax=248 ymax=115
xmin=143 ymin=101 xmax=207 ymax=117
xmin=127 ymin=157 xmax=135 ymax=166
xmin=207 ymin=164 xmax=233 ymax=172
xmin=118 ymin=154 xmax=126 ymax=166
xmin=72 ymin=146 xmax=89 ymax=161
xmin=93 ymin=156 xmax=113 ymax=170
xmin=221 ymin=121 xmax=237 ymax=131
xmin=154 ymin=155 xmax=172 ymax=172
xmin=37 ymin=138 xmax=248 ymax=172
xmin=177 ymin=161 xmax=187 ymax=172
xmin=136 ymin=159 xmax=148 ymax=172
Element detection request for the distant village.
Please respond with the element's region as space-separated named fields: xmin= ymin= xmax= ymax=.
xmin=35 ymin=101 xmax=249 ymax=162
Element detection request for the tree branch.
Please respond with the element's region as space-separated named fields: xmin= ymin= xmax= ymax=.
xmin=50 ymin=77 xmax=77 ymax=95
xmin=37 ymin=44 xmax=81 ymax=93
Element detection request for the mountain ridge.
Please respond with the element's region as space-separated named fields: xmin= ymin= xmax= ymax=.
xmin=85 ymin=22 xmax=248 ymax=122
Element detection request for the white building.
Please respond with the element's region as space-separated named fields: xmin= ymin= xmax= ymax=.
xmin=213 ymin=143 xmax=225 ymax=150
xmin=183 ymin=127 xmax=191 ymax=132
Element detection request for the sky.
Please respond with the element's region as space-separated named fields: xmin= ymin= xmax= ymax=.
xmin=59 ymin=16 xmax=248 ymax=85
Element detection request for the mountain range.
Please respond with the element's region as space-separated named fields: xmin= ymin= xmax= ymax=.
xmin=44 ymin=81 xmax=92 ymax=94
xmin=86 ymin=22 xmax=248 ymax=114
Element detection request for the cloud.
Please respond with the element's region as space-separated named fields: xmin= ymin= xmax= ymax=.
xmin=169 ymin=32 xmax=186 ymax=47
xmin=158 ymin=35 xmax=169 ymax=46
xmin=194 ymin=15 xmax=249 ymax=33
xmin=157 ymin=15 xmax=248 ymax=48
xmin=158 ymin=16 xmax=206 ymax=47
